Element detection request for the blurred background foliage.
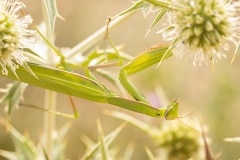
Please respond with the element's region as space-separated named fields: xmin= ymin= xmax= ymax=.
xmin=0 ymin=0 xmax=240 ymax=159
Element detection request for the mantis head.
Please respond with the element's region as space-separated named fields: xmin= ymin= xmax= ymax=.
xmin=164 ymin=100 xmax=179 ymax=120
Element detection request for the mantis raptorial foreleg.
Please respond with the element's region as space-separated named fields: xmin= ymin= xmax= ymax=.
xmin=119 ymin=45 xmax=172 ymax=103
xmin=79 ymin=27 xmax=178 ymax=119
xmin=116 ymin=44 xmax=179 ymax=119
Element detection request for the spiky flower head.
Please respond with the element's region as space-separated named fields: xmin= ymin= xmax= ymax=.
xmin=153 ymin=123 xmax=202 ymax=160
xmin=160 ymin=0 xmax=240 ymax=65
xmin=0 ymin=0 xmax=34 ymax=75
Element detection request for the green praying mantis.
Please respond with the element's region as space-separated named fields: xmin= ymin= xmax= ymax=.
xmin=0 ymin=43 xmax=178 ymax=119
xmin=0 ymin=2 xmax=179 ymax=119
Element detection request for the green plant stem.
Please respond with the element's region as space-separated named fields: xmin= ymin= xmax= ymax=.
xmin=44 ymin=90 xmax=57 ymax=156
xmin=42 ymin=0 xmax=57 ymax=158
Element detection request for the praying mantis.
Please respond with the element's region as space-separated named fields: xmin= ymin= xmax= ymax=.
xmin=0 ymin=43 xmax=178 ymax=119
xmin=0 ymin=2 xmax=178 ymax=119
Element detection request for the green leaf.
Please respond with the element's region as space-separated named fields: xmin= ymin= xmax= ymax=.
xmin=0 ymin=120 xmax=70 ymax=160
xmin=117 ymin=0 xmax=145 ymax=17
xmin=42 ymin=0 xmax=61 ymax=36
xmin=105 ymin=110 xmax=152 ymax=132
xmin=0 ymin=149 xmax=19 ymax=160
xmin=148 ymin=9 xmax=166 ymax=30
xmin=97 ymin=119 xmax=110 ymax=160
xmin=81 ymin=123 xmax=125 ymax=160
xmin=8 ymin=124 xmax=38 ymax=160
xmin=0 ymin=82 xmax=27 ymax=118
xmin=145 ymin=147 xmax=156 ymax=160
xmin=23 ymin=48 xmax=45 ymax=61
xmin=122 ymin=143 xmax=134 ymax=160
xmin=51 ymin=123 xmax=70 ymax=160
